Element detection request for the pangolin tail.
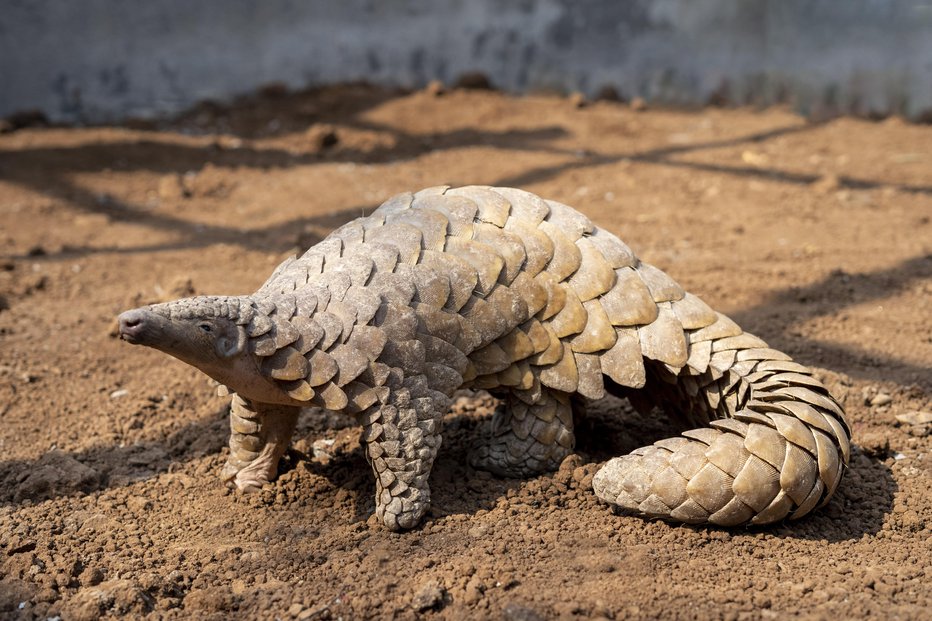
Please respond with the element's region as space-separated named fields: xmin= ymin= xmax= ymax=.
xmin=592 ymin=330 xmax=851 ymax=527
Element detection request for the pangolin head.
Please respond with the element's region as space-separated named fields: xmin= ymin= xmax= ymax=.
xmin=119 ymin=295 xmax=251 ymax=358
xmin=117 ymin=295 xmax=297 ymax=405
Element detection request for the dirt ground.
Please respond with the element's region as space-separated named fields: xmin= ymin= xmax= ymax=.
xmin=0 ymin=83 xmax=930 ymax=620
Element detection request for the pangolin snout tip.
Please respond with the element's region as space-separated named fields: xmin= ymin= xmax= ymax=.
xmin=117 ymin=309 xmax=148 ymax=343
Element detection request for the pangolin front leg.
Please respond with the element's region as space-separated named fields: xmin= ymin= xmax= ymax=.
xmin=220 ymin=394 xmax=299 ymax=492
xmin=469 ymin=389 xmax=575 ymax=477
xmin=360 ymin=382 xmax=447 ymax=530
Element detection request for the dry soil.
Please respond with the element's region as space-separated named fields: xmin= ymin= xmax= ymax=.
xmin=0 ymin=84 xmax=930 ymax=620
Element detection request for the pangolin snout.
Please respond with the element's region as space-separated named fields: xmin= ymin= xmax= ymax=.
xmin=117 ymin=309 xmax=150 ymax=344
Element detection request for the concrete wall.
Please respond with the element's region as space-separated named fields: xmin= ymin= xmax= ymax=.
xmin=2 ymin=0 xmax=931 ymax=123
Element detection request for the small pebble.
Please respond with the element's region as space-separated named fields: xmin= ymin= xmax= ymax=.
xmin=79 ymin=566 xmax=104 ymax=587
xmin=424 ymin=80 xmax=445 ymax=96
xmin=568 ymin=92 xmax=588 ymax=108
xmin=812 ymin=173 xmax=842 ymax=194
xmin=312 ymin=438 xmax=335 ymax=461
xmin=503 ymin=603 xmax=546 ymax=621
xmin=411 ymin=582 xmax=447 ymax=611
xmin=595 ymin=85 xmax=622 ymax=102
xmin=895 ymin=410 xmax=932 ymax=425
xmin=306 ymin=124 xmax=339 ymax=150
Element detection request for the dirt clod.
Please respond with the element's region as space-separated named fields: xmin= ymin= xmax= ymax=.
xmin=454 ymin=71 xmax=494 ymax=90
xmin=503 ymin=602 xmax=547 ymax=621
xmin=411 ymin=581 xmax=448 ymax=612
xmin=630 ymin=96 xmax=648 ymax=111
xmin=306 ymin=124 xmax=339 ymax=150
xmin=8 ymin=451 xmax=100 ymax=503
xmin=424 ymin=80 xmax=446 ymax=97
xmin=62 ymin=580 xmax=152 ymax=621
xmin=78 ymin=566 xmax=105 ymax=587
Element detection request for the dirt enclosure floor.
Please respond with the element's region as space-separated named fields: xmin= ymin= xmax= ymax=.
xmin=0 ymin=84 xmax=930 ymax=620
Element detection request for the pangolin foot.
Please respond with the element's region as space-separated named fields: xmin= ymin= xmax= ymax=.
xmin=220 ymin=454 xmax=278 ymax=493
xmin=375 ymin=486 xmax=430 ymax=531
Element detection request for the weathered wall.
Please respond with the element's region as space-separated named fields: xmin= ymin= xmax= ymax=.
xmin=2 ymin=0 xmax=930 ymax=122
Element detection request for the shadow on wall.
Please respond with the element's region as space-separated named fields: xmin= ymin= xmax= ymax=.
xmin=3 ymin=1 xmax=932 ymax=121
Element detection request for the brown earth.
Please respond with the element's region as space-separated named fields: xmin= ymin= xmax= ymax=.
xmin=0 ymin=84 xmax=930 ymax=620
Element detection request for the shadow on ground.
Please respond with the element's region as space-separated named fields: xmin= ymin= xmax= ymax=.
xmin=0 ymin=86 xmax=911 ymax=545
xmin=0 ymin=395 xmax=896 ymax=544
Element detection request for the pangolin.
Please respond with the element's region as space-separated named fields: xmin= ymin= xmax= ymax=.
xmin=118 ymin=186 xmax=850 ymax=531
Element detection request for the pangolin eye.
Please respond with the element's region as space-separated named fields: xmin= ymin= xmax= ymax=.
xmin=198 ymin=323 xmax=213 ymax=333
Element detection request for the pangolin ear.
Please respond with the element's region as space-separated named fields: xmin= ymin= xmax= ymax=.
xmin=216 ymin=325 xmax=248 ymax=359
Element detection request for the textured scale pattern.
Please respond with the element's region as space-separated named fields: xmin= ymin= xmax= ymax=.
xmin=121 ymin=185 xmax=850 ymax=530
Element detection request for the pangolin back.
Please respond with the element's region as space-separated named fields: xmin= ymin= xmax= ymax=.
xmin=243 ymin=185 xmax=850 ymax=527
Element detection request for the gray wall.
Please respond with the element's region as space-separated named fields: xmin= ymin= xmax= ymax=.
xmin=2 ymin=0 xmax=931 ymax=123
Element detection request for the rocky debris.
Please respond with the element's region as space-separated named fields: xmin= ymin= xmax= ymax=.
xmin=157 ymin=164 xmax=234 ymax=201
xmin=259 ymin=82 xmax=290 ymax=99
xmin=183 ymin=586 xmax=237 ymax=613
xmin=857 ymin=430 xmax=891 ymax=458
xmin=287 ymin=599 xmax=340 ymax=620
xmin=311 ymin=438 xmax=336 ymax=463
xmin=0 ymin=580 xmax=34 ymax=614
xmin=861 ymin=385 xmax=896 ymax=408
xmin=629 ymin=97 xmax=648 ymax=111
xmin=3 ymin=109 xmax=48 ymax=130
xmin=454 ymin=71 xmax=494 ymax=90
xmin=306 ymin=124 xmax=339 ymax=150
xmin=812 ymin=173 xmax=843 ymax=194
xmin=60 ymin=580 xmax=153 ymax=621
xmin=15 ymin=273 xmax=48 ymax=297
xmin=411 ymin=581 xmax=448 ymax=612
xmin=568 ymin=91 xmax=588 ymax=108
xmin=424 ymin=80 xmax=446 ymax=97
xmin=742 ymin=150 xmax=770 ymax=167
xmin=895 ymin=411 xmax=932 ymax=437
xmin=78 ymin=566 xmax=105 ymax=587
xmin=595 ymin=85 xmax=622 ymax=102
xmin=157 ymin=173 xmax=190 ymax=201
xmin=503 ymin=602 xmax=546 ymax=621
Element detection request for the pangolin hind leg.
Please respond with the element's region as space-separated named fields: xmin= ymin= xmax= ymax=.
xmin=359 ymin=386 xmax=446 ymax=531
xmin=593 ymin=336 xmax=850 ymax=527
xmin=220 ymin=394 xmax=299 ymax=492
xmin=469 ymin=389 xmax=576 ymax=477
